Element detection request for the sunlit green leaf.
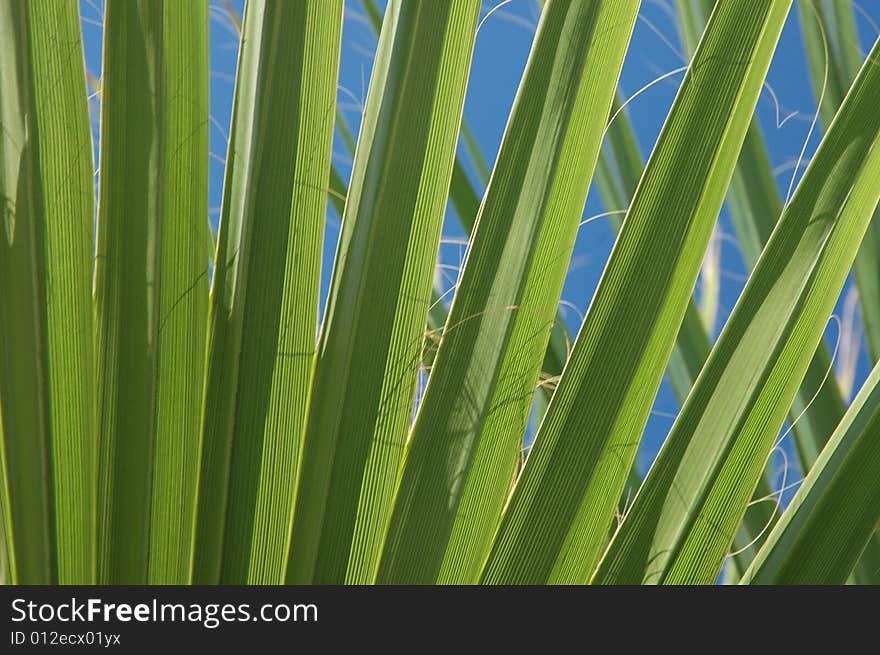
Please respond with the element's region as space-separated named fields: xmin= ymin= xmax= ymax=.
xmin=595 ymin=34 xmax=880 ymax=585
xmin=0 ymin=0 xmax=95 ymax=584
xmin=193 ymin=0 xmax=342 ymax=584
xmin=744 ymin=359 xmax=880 ymax=584
xmin=482 ymin=0 xmax=792 ymax=585
xmin=287 ymin=0 xmax=481 ymax=584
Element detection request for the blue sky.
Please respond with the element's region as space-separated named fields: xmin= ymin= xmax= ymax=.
xmin=77 ymin=0 xmax=880 ymax=489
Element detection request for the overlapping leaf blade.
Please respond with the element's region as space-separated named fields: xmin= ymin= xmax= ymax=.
xmin=481 ymin=0 xmax=793 ymax=585
xmin=597 ymin=91 xmax=713 ymax=411
xmin=680 ymin=0 xmax=845 ymax=473
xmin=94 ymin=0 xmax=209 ymax=584
xmin=594 ymin=90 xmax=716 ymax=517
xmin=287 ymin=0 xmax=481 ymax=584
xmin=743 ymin=359 xmax=880 ymax=584
xmin=674 ymin=0 xmax=847 ymax=575
xmin=0 ymin=0 xmax=95 ymax=584
xmin=193 ymin=0 xmax=342 ymax=584
xmin=376 ymin=0 xmax=641 ymax=585
xmin=594 ymin=34 xmax=880 ymax=585
xmin=800 ymin=0 xmax=880 ymax=364
xmin=358 ymin=0 xmax=570 ymax=380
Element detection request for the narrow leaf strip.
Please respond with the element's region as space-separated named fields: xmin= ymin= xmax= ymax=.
xmin=598 ymin=91 xmax=712 ymax=406
xmin=217 ymin=2 xmax=351 ymax=229
xmin=95 ymin=0 xmax=209 ymax=584
xmin=726 ymin=119 xmax=847 ymax=473
xmin=800 ymin=0 xmax=880 ymax=364
xmin=482 ymin=0 xmax=793 ymax=585
xmin=0 ymin=0 xmax=95 ymax=584
xmin=594 ymin=35 xmax=880 ymax=585
xmin=193 ymin=0 xmax=342 ymax=584
xmin=743 ymin=359 xmax=880 ymax=584
xmin=287 ymin=0 xmax=480 ymax=584
xmin=675 ymin=0 xmax=847 ymax=573
xmin=378 ymin=0 xmax=641 ymax=585
xmin=355 ymin=0 xmax=568 ymax=380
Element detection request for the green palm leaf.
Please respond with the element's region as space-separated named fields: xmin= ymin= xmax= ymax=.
xmin=94 ymin=0 xmax=209 ymax=584
xmin=0 ymin=0 xmax=95 ymax=584
xmin=357 ymin=0 xmax=569 ymax=380
xmin=800 ymin=0 xmax=880 ymax=364
xmin=192 ymin=0 xmax=342 ymax=584
xmin=674 ymin=0 xmax=847 ymax=576
xmin=743 ymin=359 xmax=880 ymax=584
xmin=594 ymin=34 xmax=880 ymax=585
xmin=481 ymin=0 xmax=792 ymax=585
xmin=3 ymin=0 xmax=879 ymax=593
xmin=287 ymin=0 xmax=481 ymax=584
xmin=377 ymin=0 xmax=641 ymax=585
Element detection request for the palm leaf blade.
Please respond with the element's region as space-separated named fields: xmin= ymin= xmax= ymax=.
xmin=94 ymin=0 xmax=209 ymax=584
xmin=482 ymin=0 xmax=793 ymax=585
xmin=743 ymin=360 xmax=880 ymax=584
xmin=378 ymin=0 xmax=643 ymax=584
xmin=193 ymin=0 xmax=342 ymax=584
xmin=0 ymin=0 xmax=95 ymax=584
xmin=594 ymin=35 xmax=880 ymax=585
xmin=287 ymin=0 xmax=481 ymax=584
